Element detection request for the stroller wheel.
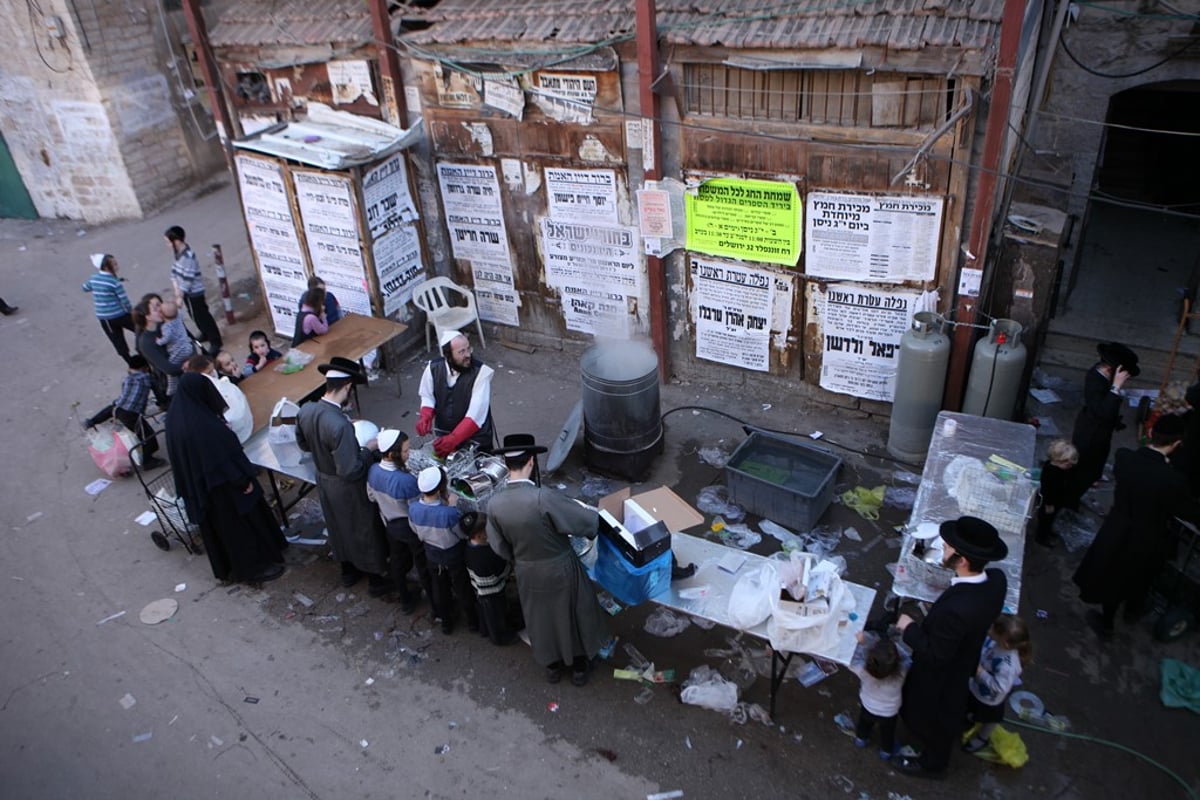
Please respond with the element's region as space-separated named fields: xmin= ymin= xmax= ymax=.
xmin=1154 ymin=606 xmax=1195 ymax=642
xmin=151 ymin=531 xmax=171 ymax=551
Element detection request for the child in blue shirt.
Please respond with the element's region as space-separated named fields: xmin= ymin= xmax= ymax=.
xmin=242 ymin=330 xmax=282 ymax=376
xmin=964 ymin=614 xmax=1033 ymax=753
xmin=408 ymin=467 xmax=478 ymax=635
xmin=365 ymin=430 xmax=432 ymax=614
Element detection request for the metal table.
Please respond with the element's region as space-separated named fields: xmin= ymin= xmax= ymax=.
xmin=654 ymin=532 xmax=875 ymax=718
xmin=243 ymin=427 xmax=318 ymax=525
xmin=893 ymin=411 xmax=1037 ymax=612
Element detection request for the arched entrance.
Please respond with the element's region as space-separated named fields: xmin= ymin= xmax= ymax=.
xmin=1050 ymin=80 xmax=1200 ymax=365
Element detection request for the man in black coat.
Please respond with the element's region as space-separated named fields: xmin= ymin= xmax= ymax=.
xmin=892 ymin=516 xmax=1008 ymax=779
xmin=1073 ymin=413 xmax=1200 ymax=638
xmin=1069 ymin=341 xmax=1138 ymax=506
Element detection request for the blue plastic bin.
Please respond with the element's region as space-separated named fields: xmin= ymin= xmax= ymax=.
xmin=593 ymin=534 xmax=672 ymax=606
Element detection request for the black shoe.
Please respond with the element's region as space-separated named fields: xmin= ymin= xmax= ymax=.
xmin=0 ymin=303 xmax=18 ymax=316
xmin=340 ymin=563 xmax=363 ymax=588
xmin=253 ymin=563 xmax=285 ymax=584
xmin=141 ymin=456 xmax=167 ymax=470
xmin=441 ymin=618 xmax=455 ymax=635
xmin=545 ymin=665 xmax=563 ymax=684
xmin=400 ymin=597 xmax=419 ymax=615
xmin=1086 ymin=610 xmax=1115 ymax=641
xmin=368 ymin=576 xmax=396 ymax=598
xmin=890 ymin=754 xmax=945 ymax=780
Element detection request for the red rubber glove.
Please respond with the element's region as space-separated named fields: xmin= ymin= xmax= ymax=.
xmin=415 ymin=407 xmax=435 ymax=437
xmin=433 ymin=418 xmax=479 ymax=458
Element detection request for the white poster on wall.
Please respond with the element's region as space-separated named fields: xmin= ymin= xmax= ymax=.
xmin=363 ymin=154 xmax=417 ymax=240
xmin=544 ymin=168 xmax=619 ymax=225
xmin=689 ymin=257 xmax=775 ymax=372
xmin=293 ymin=171 xmax=372 ymax=317
xmin=813 ymin=284 xmax=918 ymax=401
xmin=470 ymin=261 xmax=520 ymax=326
xmin=806 ymin=192 xmax=944 ymax=282
xmin=372 ymin=224 xmax=424 ymax=317
xmin=540 ymin=218 xmax=642 ymax=337
xmin=561 ymin=285 xmax=629 ymax=337
xmin=436 ymin=162 xmax=511 ymax=263
xmin=532 ymin=73 xmax=597 ymax=123
xmin=235 ymin=155 xmax=310 ymax=337
xmin=327 ymin=60 xmax=378 ymax=106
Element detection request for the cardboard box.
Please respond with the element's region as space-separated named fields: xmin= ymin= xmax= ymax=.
xmin=597 ymin=486 xmax=704 ymax=567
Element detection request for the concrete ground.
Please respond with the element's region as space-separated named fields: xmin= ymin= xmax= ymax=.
xmin=1 ymin=178 xmax=1198 ymax=800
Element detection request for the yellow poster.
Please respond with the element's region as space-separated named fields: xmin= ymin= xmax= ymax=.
xmin=685 ymin=178 xmax=801 ymax=267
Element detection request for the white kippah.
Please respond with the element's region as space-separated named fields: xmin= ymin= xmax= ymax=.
xmin=376 ymin=428 xmax=402 ymax=454
xmin=417 ymin=466 xmax=443 ymax=493
xmin=438 ymin=329 xmax=464 ymax=349
xmin=90 ymin=253 xmax=106 ymax=270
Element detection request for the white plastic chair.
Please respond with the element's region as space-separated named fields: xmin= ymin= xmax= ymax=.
xmin=411 ymin=276 xmax=486 ymax=352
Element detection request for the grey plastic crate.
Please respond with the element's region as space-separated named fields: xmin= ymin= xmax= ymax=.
xmin=724 ymin=432 xmax=842 ymax=532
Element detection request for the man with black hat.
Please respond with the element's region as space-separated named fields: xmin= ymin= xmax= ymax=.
xmin=415 ymin=330 xmax=495 ymax=458
xmin=1074 ymin=413 xmax=1200 ymax=638
xmin=892 ymin=516 xmax=1008 ymax=778
xmin=1069 ymin=341 xmax=1138 ymax=506
xmin=485 ymin=434 xmax=609 ymax=686
xmin=295 ymin=356 xmax=392 ymax=595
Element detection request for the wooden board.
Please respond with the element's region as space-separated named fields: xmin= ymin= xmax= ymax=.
xmin=238 ymin=313 xmax=407 ymax=432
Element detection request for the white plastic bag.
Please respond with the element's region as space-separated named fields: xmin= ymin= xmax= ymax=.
xmin=267 ymin=397 xmax=303 ymax=466
xmin=727 ymin=560 xmax=777 ymax=629
xmin=680 ymin=665 xmax=740 ymax=712
xmin=767 ymin=560 xmax=855 ymax=654
xmin=114 ymin=426 xmax=141 ymax=466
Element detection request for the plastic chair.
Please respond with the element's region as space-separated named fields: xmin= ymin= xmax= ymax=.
xmin=411 ymin=276 xmax=486 ymax=352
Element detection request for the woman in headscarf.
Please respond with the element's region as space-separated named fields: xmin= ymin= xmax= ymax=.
xmin=166 ymin=372 xmax=286 ymax=584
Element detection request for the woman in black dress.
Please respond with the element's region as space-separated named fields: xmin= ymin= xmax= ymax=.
xmin=166 ymin=373 xmax=286 ymax=584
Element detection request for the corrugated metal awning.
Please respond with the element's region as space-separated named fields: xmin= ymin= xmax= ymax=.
xmin=232 ymin=103 xmax=424 ymax=170
xmin=210 ymin=0 xmax=374 ymax=49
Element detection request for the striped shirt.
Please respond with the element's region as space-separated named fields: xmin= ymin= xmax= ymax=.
xmin=81 ymin=272 xmax=132 ymax=320
xmin=171 ymin=246 xmax=204 ymax=295
xmin=115 ymin=371 xmax=153 ymax=415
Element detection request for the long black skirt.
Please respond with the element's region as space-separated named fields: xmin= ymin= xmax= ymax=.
xmin=199 ymin=480 xmax=286 ymax=582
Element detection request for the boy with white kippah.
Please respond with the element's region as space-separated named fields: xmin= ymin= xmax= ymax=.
xmin=366 ymin=429 xmax=433 ymax=614
xmin=408 ymin=466 xmax=478 ymax=635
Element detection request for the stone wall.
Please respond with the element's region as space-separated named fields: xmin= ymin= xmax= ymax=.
xmin=0 ymin=0 xmax=222 ymax=222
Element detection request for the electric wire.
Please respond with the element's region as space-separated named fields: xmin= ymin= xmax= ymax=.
xmin=26 ymin=0 xmax=72 ymax=74
xmin=1074 ymin=0 xmax=1200 ymax=21
xmin=1058 ymin=27 xmax=1199 ymax=79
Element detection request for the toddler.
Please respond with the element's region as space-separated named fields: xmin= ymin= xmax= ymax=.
xmin=214 ymin=351 xmax=242 ymax=385
xmin=848 ymin=630 xmax=909 ymax=759
xmin=156 ymin=300 xmax=195 ymax=395
xmin=963 ymin=614 xmax=1033 ymax=753
xmin=465 ymin=524 xmax=519 ymax=646
xmin=242 ymin=330 xmax=282 ymax=376
xmin=1035 ymin=439 xmax=1078 ymax=547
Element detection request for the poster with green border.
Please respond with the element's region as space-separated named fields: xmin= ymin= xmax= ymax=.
xmin=685 ymin=178 xmax=801 ymax=267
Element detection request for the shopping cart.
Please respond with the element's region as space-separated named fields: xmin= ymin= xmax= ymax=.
xmin=130 ymin=429 xmax=203 ymax=555
xmin=1152 ymin=517 xmax=1200 ymax=641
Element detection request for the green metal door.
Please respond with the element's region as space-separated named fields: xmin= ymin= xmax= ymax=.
xmin=0 ymin=132 xmax=37 ymax=220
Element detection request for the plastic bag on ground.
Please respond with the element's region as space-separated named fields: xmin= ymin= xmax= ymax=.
xmin=760 ymin=519 xmax=803 ymax=550
xmin=696 ymin=485 xmax=746 ymax=522
xmin=720 ymin=523 xmax=761 ymax=550
xmin=580 ymin=474 xmax=614 ymax=500
xmin=802 ymin=526 xmax=842 ymax=559
xmin=644 ymin=607 xmax=691 ymax=637
xmin=680 ymin=665 xmax=740 ymax=712
xmin=88 ymin=424 xmax=131 ymax=478
xmin=698 ymin=447 xmax=730 ymax=468
xmin=884 ymin=486 xmax=917 ymax=510
xmin=1055 ymin=509 xmax=1099 ymax=553
xmin=841 ymin=485 xmax=885 ymax=520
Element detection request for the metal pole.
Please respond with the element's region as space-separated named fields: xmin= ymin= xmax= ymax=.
xmin=943 ymin=0 xmax=1027 ymax=411
xmin=636 ymin=0 xmax=669 ymax=384
xmin=211 ymin=244 xmax=236 ymax=325
xmin=180 ymin=0 xmax=239 ymax=160
xmin=368 ymin=0 xmax=407 ymax=126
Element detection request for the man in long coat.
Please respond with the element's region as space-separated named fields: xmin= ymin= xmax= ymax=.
xmin=296 ymin=357 xmax=391 ymax=595
xmin=1070 ymin=341 xmax=1137 ymax=505
xmin=1074 ymin=413 xmax=1199 ymax=637
xmin=892 ymin=516 xmax=1008 ymax=779
xmin=486 ymin=434 xmax=608 ymax=686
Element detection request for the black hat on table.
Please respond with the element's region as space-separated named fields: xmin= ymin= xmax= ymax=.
xmin=1096 ymin=342 xmax=1140 ymax=377
xmin=317 ymin=356 xmax=367 ymax=385
xmin=939 ymin=515 xmax=1008 ymax=563
xmin=494 ymin=433 xmax=548 ymax=456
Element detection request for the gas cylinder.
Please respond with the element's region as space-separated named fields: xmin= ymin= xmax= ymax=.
xmin=962 ymin=319 xmax=1027 ymax=420
xmin=888 ymin=311 xmax=951 ymax=462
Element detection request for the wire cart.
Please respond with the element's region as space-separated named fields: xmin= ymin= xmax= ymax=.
xmin=130 ymin=430 xmax=203 ymax=555
xmin=1154 ymin=518 xmax=1200 ymax=641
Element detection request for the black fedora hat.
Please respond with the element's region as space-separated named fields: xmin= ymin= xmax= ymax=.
xmin=494 ymin=433 xmax=547 ymax=456
xmin=317 ymin=356 xmax=367 ymax=385
xmin=1096 ymin=342 xmax=1140 ymax=377
xmin=939 ymin=516 xmax=1008 ymax=562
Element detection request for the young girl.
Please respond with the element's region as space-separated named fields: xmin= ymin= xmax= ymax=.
xmin=292 ymin=286 xmax=330 ymax=346
xmin=242 ymin=330 xmax=282 ymax=376
xmin=963 ymin=614 xmax=1033 ymax=753
xmin=847 ymin=630 xmax=909 ymax=759
xmin=214 ymin=351 xmax=243 ymax=385
xmin=1036 ymin=439 xmax=1079 ymax=547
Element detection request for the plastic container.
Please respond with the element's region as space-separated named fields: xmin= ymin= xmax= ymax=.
xmin=593 ymin=534 xmax=672 ymax=606
xmin=724 ymin=432 xmax=842 ymax=532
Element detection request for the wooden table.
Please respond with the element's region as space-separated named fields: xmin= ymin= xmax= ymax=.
xmin=238 ymin=313 xmax=407 ymax=433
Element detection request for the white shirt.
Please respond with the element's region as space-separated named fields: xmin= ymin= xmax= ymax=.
xmin=205 ymin=373 xmax=253 ymax=443
xmin=950 ymin=571 xmax=988 ymax=586
xmin=417 ymin=359 xmax=494 ymax=428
